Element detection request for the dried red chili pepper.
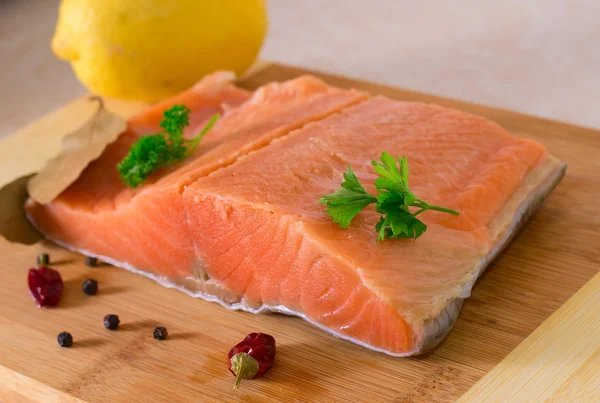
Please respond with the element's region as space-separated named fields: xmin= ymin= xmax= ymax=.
xmin=28 ymin=266 xmax=63 ymax=307
xmin=227 ymin=333 xmax=276 ymax=390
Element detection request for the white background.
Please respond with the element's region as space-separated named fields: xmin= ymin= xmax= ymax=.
xmin=1 ymin=0 xmax=598 ymax=139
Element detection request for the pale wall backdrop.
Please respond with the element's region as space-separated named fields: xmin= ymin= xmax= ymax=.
xmin=1 ymin=0 xmax=598 ymax=139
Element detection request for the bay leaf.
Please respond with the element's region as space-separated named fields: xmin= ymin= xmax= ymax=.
xmin=27 ymin=97 xmax=127 ymax=204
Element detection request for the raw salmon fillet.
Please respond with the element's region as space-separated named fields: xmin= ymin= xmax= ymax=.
xmin=26 ymin=74 xmax=368 ymax=278
xmin=26 ymin=78 xmax=564 ymax=356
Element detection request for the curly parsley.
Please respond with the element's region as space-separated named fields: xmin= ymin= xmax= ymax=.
xmin=117 ymin=105 xmax=219 ymax=187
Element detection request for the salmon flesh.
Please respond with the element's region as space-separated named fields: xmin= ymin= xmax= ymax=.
xmin=26 ymin=73 xmax=565 ymax=356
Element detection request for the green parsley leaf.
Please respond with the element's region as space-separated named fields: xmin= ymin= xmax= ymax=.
xmin=376 ymin=207 xmax=428 ymax=240
xmin=160 ymin=104 xmax=190 ymax=142
xmin=372 ymin=152 xmax=409 ymax=194
xmin=117 ymin=105 xmax=219 ymax=188
xmin=320 ymin=152 xmax=459 ymax=241
xmin=116 ymin=134 xmax=167 ymax=188
xmin=319 ymin=166 xmax=377 ymax=228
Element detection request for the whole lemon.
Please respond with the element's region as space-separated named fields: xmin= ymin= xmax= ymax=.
xmin=52 ymin=0 xmax=267 ymax=101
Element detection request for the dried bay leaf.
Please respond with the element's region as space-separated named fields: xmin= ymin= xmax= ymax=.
xmin=0 ymin=175 xmax=42 ymax=244
xmin=27 ymin=97 xmax=127 ymax=204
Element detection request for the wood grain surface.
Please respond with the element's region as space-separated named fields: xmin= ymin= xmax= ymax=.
xmin=457 ymin=271 xmax=600 ymax=402
xmin=0 ymin=64 xmax=598 ymax=403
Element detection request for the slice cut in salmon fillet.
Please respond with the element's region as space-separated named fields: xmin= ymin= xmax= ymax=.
xmin=26 ymin=79 xmax=565 ymax=356
xmin=26 ymin=74 xmax=368 ymax=279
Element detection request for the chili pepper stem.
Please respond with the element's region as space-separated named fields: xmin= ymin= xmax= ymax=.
xmin=233 ymin=364 xmax=244 ymax=390
xmin=230 ymin=352 xmax=260 ymax=390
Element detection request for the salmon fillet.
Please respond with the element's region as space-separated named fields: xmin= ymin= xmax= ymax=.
xmin=26 ymin=79 xmax=564 ymax=356
xmin=181 ymin=97 xmax=564 ymax=354
xmin=26 ymin=74 xmax=368 ymax=278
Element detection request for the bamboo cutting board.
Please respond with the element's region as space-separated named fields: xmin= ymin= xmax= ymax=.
xmin=0 ymin=63 xmax=599 ymax=403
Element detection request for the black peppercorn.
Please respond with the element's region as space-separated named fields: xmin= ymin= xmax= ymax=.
xmin=82 ymin=279 xmax=98 ymax=295
xmin=104 ymin=314 xmax=120 ymax=330
xmin=84 ymin=256 xmax=98 ymax=267
xmin=57 ymin=331 xmax=73 ymax=347
xmin=153 ymin=326 xmax=168 ymax=340
xmin=37 ymin=253 xmax=49 ymax=267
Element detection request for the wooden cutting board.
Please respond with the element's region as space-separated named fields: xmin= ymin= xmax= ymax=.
xmin=1 ymin=63 xmax=599 ymax=403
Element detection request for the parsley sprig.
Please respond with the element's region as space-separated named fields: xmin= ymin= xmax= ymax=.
xmin=118 ymin=105 xmax=219 ymax=188
xmin=319 ymin=152 xmax=459 ymax=241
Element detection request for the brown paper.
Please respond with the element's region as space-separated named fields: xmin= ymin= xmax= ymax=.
xmin=26 ymin=97 xmax=127 ymax=204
